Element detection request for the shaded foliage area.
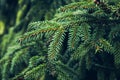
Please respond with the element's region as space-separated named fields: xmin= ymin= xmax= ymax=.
xmin=0 ymin=0 xmax=120 ymax=80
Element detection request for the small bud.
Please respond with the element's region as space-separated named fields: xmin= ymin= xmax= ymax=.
xmin=94 ymin=0 xmax=100 ymax=4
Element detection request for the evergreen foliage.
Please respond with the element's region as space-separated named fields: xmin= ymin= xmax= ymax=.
xmin=0 ymin=0 xmax=120 ymax=80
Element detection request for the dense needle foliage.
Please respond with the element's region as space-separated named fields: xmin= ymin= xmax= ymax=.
xmin=0 ymin=0 xmax=120 ymax=80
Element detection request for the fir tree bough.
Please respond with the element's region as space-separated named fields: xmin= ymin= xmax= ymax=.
xmin=1 ymin=0 xmax=120 ymax=80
